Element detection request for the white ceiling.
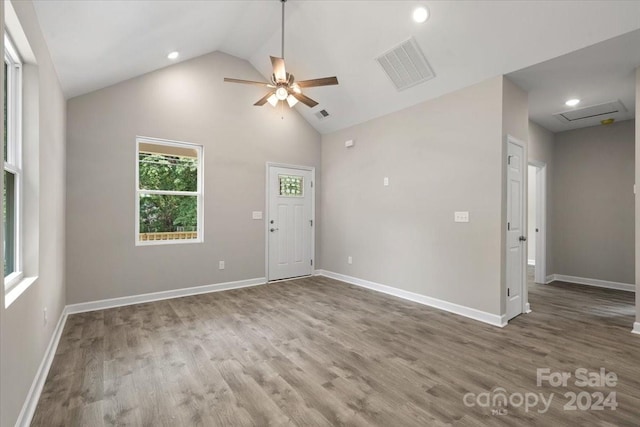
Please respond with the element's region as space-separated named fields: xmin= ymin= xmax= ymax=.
xmin=508 ymin=29 xmax=640 ymax=133
xmin=33 ymin=1 xmax=640 ymax=134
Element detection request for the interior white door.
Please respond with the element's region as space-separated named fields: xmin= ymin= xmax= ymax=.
xmin=506 ymin=139 xmax=526 ymax=321
xmin=268 ymin=166 xmax=313 ymax=281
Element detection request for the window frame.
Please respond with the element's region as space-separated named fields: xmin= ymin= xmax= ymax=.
xmin=4 ymin=34 xmax=23 ymax=290
xmin=135 ymin=136 xmax=204 ymax=246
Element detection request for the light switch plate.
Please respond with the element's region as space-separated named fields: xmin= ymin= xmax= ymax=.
xmin=454 ymin=211 xmax=469 ymax=223
xmin=383 ymin=177 xmax=389 ymax=186
xmin=252 ymin=211 xmax=263 ymax=220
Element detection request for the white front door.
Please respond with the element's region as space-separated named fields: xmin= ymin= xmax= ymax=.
xmin=506 ymin=138 xmax=526 ymax=321
xmin=267 ymin=165 xmax=314 ymax=281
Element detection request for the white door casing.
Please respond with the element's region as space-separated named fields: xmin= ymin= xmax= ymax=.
xmin=530 ymin=161 xmax=547 ymax=285
xmin=267 ymin=164 xmax=314 ymax=281
xmin=506 ymin=137 xmax=527 ymax=321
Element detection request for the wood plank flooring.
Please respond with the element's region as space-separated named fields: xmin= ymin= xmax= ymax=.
xmin=32 ymin=272 xmax=640 ymax=426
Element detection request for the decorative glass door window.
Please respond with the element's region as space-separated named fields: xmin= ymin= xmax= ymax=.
xmin=279 ymin=175 xmax=303 ymax=197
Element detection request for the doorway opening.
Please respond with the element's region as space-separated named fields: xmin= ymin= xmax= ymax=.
xmin=528 ymin=161 xmax=547 ymax=287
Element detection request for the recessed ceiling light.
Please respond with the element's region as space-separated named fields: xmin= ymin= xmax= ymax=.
xmin=565 ymin=98 xmax=580 ymax=107
xmin=167 ymin=51 xmax=179 ymax=60
xmin=413 ymin=6 xmax=429 ymax=23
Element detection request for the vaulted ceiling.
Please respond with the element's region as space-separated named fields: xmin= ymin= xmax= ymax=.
xmin=33 ymin=1 xmax=640 ymax=134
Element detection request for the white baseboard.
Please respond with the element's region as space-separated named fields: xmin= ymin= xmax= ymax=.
xmin=317 ymin=270 xmax=506 ymax=327
xmin=527 ymin=259 xmax=536 ymax=266
xmin=633 ymin=322 xmax=640 ymax=335
xmin=544 ymin=274 xmax=555 ymax=284
xmin=525 ymin=302 xmax=532 ymax=313
xmin=15 ymin=307 xmax=68 ymax=427
xmin=546 ymin=274 xmax=635 ymax=293
xmin=66 ymin=277 xmax=266 ymax=314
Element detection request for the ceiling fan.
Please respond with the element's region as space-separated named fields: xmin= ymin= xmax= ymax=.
xmin=224 ymin=0 xmax=338 ymax=109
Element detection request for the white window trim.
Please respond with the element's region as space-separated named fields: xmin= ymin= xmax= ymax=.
xmin=135 ymin=136 xmax=204 ymax=246
xmin=4 ymin=33 xmax=23 ymax=292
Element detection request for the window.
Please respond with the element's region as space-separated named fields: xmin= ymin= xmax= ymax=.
xmin=4 ymin=35 xmax=22 ymax=288
xmin=279 ymin=174 xmax=303 ymax=197
xmin=136 ymin=137 xmax=203 ymax=245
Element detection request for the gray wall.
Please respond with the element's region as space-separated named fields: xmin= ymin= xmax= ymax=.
xmin=500 ymin=77 xmax=529 ymax=314
xmin=528 ymin=120 xmax=555 ymax=275
xmin=320 ymin=76 xmax=507 ymax=316
xmin=552 ymin=119 xmax=635 ymax=284
xmin=0 ymin=1 xmax=67 ymax=425
xmin=66 ymin=51 xmax=321 ymax=304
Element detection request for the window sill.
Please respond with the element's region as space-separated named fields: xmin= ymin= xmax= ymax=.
xmin=136 ymin=238 xmax=203 ymax=247
xmin=5 ymin=275 xmax=38 ymax=308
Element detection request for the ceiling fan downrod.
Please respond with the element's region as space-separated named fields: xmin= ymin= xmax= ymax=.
xmin=281 ymin=0 xmax=286 ymax=60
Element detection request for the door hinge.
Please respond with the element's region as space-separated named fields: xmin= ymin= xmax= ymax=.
xmin=310 ymin=181 xmax=313 ymax=188
xmin=507 ymin=155 xmax=512 ymax=165
xmin=507 ymin=288 xmax=510 ymax=297
xmin=310 ymin=259 xmax=313 ymax=266
xmin=507 ymin=222 xmax=511 ymax=231
xmin=310 ymin=219 xmax=313 ymax=227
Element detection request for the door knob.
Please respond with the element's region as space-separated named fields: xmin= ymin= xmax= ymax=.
xmin=519 ymin=236 xmax=527 ymax=242
xmin=270 ymin=228 xmax=279 ymax=232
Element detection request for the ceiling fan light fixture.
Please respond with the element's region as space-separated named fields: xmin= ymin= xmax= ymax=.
xmin=276 ymin=87 xmax=289 ymax=100
xmin=286 ymin=95 xmax=298 ymax=108
xmin=291 ymin=83 xmax=302 ymax=94
xmin=267 ymin=94 xmax=279 ymax=107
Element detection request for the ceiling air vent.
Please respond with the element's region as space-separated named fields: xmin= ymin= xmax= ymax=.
xmin=315 ymin=109 xmax=330 ymax=120
xmin=376 ymin=37 xmax=435 ymax=91
xmin=553 ymin=100 xmax=627 ymax=123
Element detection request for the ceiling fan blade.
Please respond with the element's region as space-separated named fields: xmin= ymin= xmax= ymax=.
xmin=270 ymin=56 xmax=287 ymax=82
xmin=296 ymin=77 xmax=339 ymax=88
xmin=224 ymin=78 xmax=271 ymax=87
xmin=254 ymin=91 xmax=275 ymax=106
xmin=292 ymin=92 xmax=319 ymax=108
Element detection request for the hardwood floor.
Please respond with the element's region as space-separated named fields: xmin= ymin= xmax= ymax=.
xmin=32 ymin=273 xmax=640 ymax=426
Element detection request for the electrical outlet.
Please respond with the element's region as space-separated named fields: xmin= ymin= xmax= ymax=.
xmin=43 ymin=307 xmax=48 ymax=324
xmin=348 ymin=256 xmax=353 ymax=265
xmin=454 ymin=211 xmax=470 ymax=223
xmin=219 ymin=261 xmax=225 ymax=270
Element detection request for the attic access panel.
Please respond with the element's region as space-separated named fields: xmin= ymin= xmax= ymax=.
xmin=554 ymin=100 xmax=627 ymax=123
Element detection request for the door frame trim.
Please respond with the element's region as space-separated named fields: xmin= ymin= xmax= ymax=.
xmin=505 ymin=135 xmax=529 ymax=320
xmin=528 ymin=160 xmax=547 ymax=286
xmin=265 ymin=162 xmax=316 ymax=282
